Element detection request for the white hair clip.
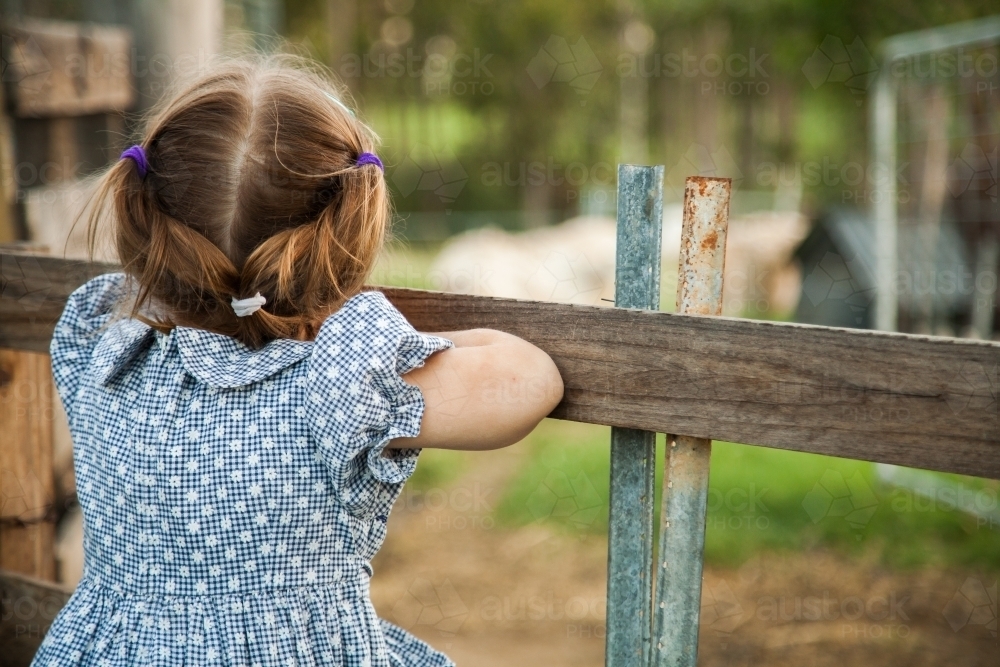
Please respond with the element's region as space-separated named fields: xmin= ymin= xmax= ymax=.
xmin=231 ymin=293 xmax=267 ymax=317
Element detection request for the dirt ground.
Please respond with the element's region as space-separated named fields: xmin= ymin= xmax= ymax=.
xmin=370 ymin=447 xmax=999 ymax=667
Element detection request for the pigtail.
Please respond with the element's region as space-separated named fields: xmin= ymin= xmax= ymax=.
xmin=324 ymin=158 xmax=390 ymax=288
xmin=83 ymin=55 xmax=393 ymax=349
xmin=86 ymin=141 xmax=243 ymax=334
xmin=237 ymin=160 xmax=388 ymax=346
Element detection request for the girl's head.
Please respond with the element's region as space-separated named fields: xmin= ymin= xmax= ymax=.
xmin=90 ymin=55 xmax=389 ymax=348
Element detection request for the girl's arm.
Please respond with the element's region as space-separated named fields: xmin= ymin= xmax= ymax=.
xmin=387 ymin=329 xmax=564 ymax=451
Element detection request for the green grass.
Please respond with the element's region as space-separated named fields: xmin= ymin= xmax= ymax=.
xmin=407 ymin=447 xmax=472 ymax=491
xmin=492 ymin=421 xmax=615 ymax=532
xmin=702 ymin=442 xmax=999 ymax=569
xmin=491 ymin=420 xmax=1000 ymax=570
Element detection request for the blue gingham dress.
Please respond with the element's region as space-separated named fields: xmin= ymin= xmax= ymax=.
xmin=33 ymin=273 xmax=456 ymax=667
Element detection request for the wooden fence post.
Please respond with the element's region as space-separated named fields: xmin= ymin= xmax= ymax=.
xmin=606 ymin=164 xmax=663 ymax=667
xmin=652 ymin=176 xmax=731 ymax=667
xmin=0 ymin=349 xmax=57 ymax=581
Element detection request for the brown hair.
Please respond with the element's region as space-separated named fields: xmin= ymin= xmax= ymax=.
xmin=87 ymin=55 xmax=389 ymax=349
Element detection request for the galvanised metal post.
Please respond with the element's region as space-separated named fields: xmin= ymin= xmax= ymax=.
xmin=606 ymin=164 xmax=663 ymax=667
xmin=652 ymin=176 xmax=731 ymax=667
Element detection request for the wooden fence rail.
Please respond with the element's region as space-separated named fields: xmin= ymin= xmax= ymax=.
xmin=3 ymin=251 xmax=998 ymax=480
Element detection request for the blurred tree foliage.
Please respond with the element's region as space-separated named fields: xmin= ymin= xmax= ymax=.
xmin=12 ymin=0 xmax=998 ymax=218
xmin=283 ymin=0 xmax=998 ymax=219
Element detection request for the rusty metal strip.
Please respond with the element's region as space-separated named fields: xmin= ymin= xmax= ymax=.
xmin=652 ymin=176 xmax=731 ymax=667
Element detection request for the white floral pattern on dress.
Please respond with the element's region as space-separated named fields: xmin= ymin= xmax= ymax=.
xmin=33 ymin=274 xmax=455 ymax=667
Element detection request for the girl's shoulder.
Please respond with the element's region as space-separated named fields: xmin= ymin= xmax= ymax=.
xmin=50 ymin=273 xmax=140 ymax=414
xmin=310 ymin=289 xmax=452 ymax=378
xmin=57 ymin=272 xmax=128 ymax=330
xmin=304 ymin=289 xmax=453 ymax=504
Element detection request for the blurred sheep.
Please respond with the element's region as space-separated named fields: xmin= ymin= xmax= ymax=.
xmin=427 ymin=207 xmax=807 ymax=317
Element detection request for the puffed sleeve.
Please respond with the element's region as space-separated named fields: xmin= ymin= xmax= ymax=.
xmin=49 ymin=273 xmax=127 ymax=417
xmin=305 ymin=290 xmax=454 ymax=517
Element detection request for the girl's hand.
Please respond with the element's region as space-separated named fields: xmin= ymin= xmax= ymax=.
xmin=386 ymin=329 xmax=564 ymax=451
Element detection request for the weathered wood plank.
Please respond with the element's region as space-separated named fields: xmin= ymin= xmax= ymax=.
xmin=389 ymin=288 xmax=999 ymax=479
xmin=1 ymin=252 xmax=998 ymax=479
xmin=0 ymin=252 xmax=113 ymax=352
xmin=0 ymin=570 xmax=72 ymax=667
xmin=1 ymin=19 xmax=135 ymax=118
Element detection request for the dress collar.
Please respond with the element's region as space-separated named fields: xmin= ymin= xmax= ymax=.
xmin=93 ymin=319 xmax=156 ymax=386
xmin=174 ymin=326 xmax=313 ymax=388
xmin=94 ymin=319 xmax=313 ymax=388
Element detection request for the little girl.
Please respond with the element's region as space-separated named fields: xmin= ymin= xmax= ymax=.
xmin=33 ymin=55 xmax=563 ymax=667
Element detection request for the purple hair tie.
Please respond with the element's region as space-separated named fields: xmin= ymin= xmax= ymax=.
xmin=355 ymin=152 xmax=384 ymax=172
xmin=120 ymin=145 xmax=149 ymax=179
